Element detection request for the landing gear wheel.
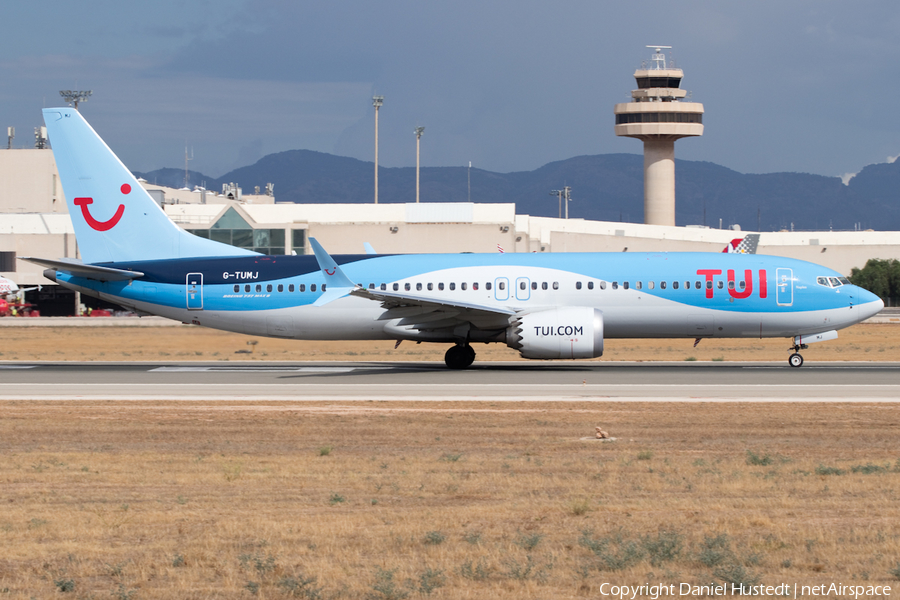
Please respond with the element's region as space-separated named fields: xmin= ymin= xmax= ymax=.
xmin=445 ymin=344 xmax=476 ymax=370
xmin=788 ymin=353 xmax=804 ymax=368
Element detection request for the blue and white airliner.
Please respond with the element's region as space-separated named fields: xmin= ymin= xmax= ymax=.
xmin=25 ymin=108 xmax=883 ymax=369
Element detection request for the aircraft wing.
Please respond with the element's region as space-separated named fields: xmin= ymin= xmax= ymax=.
xmin=308 ymin=237 xmax=513 ymax=332
xmin=350 ymin=287 xmax=515 ymax=331
xmin=20 ymin=257 xmax=144 ymax=282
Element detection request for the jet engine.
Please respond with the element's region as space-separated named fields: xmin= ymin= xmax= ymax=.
xmin=506 ymin=307 xmax=604 ymax=359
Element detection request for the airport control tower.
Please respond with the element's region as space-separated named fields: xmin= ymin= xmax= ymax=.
xmin=614 ymin=46 xmax=703 ymax=226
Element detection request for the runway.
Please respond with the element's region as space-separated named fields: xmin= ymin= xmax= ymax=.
xmin=1 ymin=361 xmax=899 ymax=401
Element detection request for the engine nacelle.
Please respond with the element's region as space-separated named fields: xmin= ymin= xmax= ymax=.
xmin=506 ymin=307 xmax=604 ymax=359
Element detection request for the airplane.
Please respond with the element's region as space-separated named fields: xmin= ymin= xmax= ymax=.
xmin=0 ymin=276 xmax=19 ymax=296
xmin=24 ymin=107 xmax=884 ymax=369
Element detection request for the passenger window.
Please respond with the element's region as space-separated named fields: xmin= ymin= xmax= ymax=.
xmin=234 ymin=285 xmax=240 ymax=293
xmin=552 ymin=282 xmax=559 ymax=290
xmin=717 ymin=281 xmax=724 ymax=289
xmin=311 ymin=284 xmax=317 ymax=292
xmin=728 ymin=281 xmax=735 ymax=290
xmin=438 ymin=283 xmax=445 ymax=291
xmin=576 ymin=282 xmax=582 ymax=290
xmin=685 ymin=281 xmax=690 ymax=290
xmin=829 ymin=277 xmax=841 ymax=287
xmin=623 ymin=282 xmax=629 ymax=290
xmin=542 ymin=282 xmax=548 ymax=290
xmin=695 ymin=281 xmax=701 ymax=289
xmin=289 ymin=284 xmax=295 ymax=292
xmin=380 ymin=283 xmax=387 ymax=291
xmin=450 ymin=283 xmax=456 ymax=290
xmin=739 ymin=281 xmax=746 ymax=289
xmin=368 ymin=283 xmax=375 ymax=289
xmin=461 ymin=282 xmax=467 ymax=290
xmin=266 ymin=284 xmax=273 ymax=293
xmin=473 ymin=282 xmax=479 ymax=291
xmin=706 ymin=281 xmax=713 ymax=289
xmin=405 ymin=283 xmax=411 ymax=291
xmin=588 ymin=281 xmax=594 ymax=290
xmin=256 ymin=284 xmax=262 ymax=292
xmin=428 ymin=283 xmax=433 ymax=291
xmin=673 ymin=281 xmax=679 ymax=290
xmin=299 ymin=284 xmax=306 ymax=292
xmin=531 ymin=282 xmax=537 ymax=290
xmin=245 ymin=284 xmax=251 ymax=292
xmin=636 ymin=281 xmax=642 ymax=290
xmin=322 ymin=284 xmax=326 ymax=291
xmin=648 ymin=281 xmax=654 ymax=289
xmin=499 ymin=282 xmax=505 ymax=290
xmin=277 ymin=284 xmax=283 ymax=292
xmin=612 ymin=282 xmax=618 ymax=290
xmin=486 ymin=282 xmax=492 ymax=291
xmin=519 ymin=281 xmax=526 ymax=290
xmin=600 ymin=281 xmax=607 ymax=290
xmin=660 ymin=281 xmax=666 ymax=289
xmin=416 ymin=283 xmax=422 ymax=291
xmin=393 ymin=283 xmax=399 ymax=291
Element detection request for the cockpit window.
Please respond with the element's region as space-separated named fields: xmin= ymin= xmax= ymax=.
xmin=838 ymin=277 xmax=851 ymax=285
xmin=829 ymin=277 xmax=842 ymax=287
xmin=817 ymin=276 xmax=830 ymax=287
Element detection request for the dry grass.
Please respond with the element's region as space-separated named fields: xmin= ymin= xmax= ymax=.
xmin=0 ymin=322 xmax=899 ymax=363
xmin=1 ymin=401 xmax=899 ymax=598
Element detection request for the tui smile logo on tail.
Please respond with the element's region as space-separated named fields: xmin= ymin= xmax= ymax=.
xmin=73 ymin=184 xmax=130 ymax=231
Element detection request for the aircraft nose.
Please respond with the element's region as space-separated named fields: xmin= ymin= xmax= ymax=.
xmin=855 ymin=286 xmax=884 ymax=321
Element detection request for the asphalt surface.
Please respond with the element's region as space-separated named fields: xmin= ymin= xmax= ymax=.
xmin=1 ymin=361 xmax=899 ymax=401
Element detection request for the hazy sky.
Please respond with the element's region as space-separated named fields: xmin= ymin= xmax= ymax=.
xmin=2 ymin=1 xmax=898 ymax=180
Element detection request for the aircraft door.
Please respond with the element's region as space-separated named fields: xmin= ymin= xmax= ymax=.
xmin=776 ymin=268 xmax=793 ymax=306
xmin=494 ymin=277 xmax=509 ymax=301
xmin=186 ymin=273 xmax=203 ymax=310
xmin=515 ymin=277 xmax=531 ymax=301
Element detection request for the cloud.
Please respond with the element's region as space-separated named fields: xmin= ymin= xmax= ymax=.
xmin=840 ymin=172 xmax=858 ymax=186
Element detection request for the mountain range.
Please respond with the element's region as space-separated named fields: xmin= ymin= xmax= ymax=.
xmin=135 ymin=152 xmax=900 ymax=231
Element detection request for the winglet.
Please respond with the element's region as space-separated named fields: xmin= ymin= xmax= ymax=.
xmin=308 ymin=237 xmax=358 ymax=306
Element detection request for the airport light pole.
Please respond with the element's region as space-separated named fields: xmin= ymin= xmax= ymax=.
xmin=550 ymin=189 xmax=563 ymax=219
xmin=414 ymin=126 xmax=424 ymax=203
xmin=563 ymin=186 xmax=572 ymax=219
xmin=373 ymin=95 xmax=383 ymax=204
xmin=59 ymin=90 xmax=92 ymax=110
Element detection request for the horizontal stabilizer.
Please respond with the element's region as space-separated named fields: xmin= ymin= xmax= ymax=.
xmin=21 ymin=257 xmax=144 ymax=282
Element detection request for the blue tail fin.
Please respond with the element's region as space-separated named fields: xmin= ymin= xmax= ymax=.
xmin=43 ymin=108 xmax=257 ymax=264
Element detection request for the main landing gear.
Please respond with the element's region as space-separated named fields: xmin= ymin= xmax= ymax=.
xmin=788 ymin=343 xmax=808 ymax=368
xmin=445 ymin=344 xmax=476 ymax=370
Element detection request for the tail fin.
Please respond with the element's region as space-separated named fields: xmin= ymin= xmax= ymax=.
xmin=43 ymin=108 xmax=257 ymax=264
xmin=721 ymin=234 xmax=760 ymax=254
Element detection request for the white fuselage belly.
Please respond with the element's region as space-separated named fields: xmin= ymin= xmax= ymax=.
xmin=101 ymin=289 xmax=870 ymax=341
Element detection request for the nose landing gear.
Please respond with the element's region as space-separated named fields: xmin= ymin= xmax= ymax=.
xmin=445 ymin=344 xmax=476 ymax=369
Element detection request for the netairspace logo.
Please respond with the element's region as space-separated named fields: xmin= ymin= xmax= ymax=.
xmin=598 ymin=582 xmax=892 ymax=599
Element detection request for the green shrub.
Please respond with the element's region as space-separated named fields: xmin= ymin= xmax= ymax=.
xmin=746 ymin=450 xmax=773 ymax=466
xmin=641 ymin=529 xmax=683 ymax=566
xmin=815 ymin=465 xmax=845 ymax=476
xmin=423 ymin=531 xmax=446 ymax=545
xmin=278 ymin=573 xmax=323 ymax=599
